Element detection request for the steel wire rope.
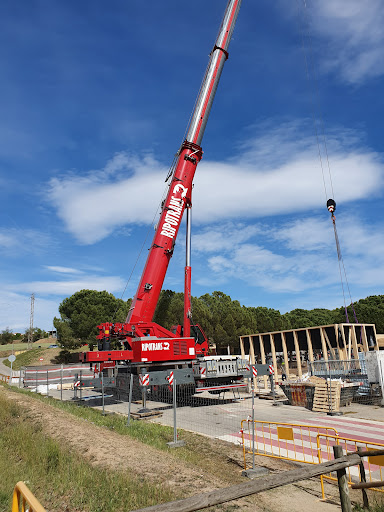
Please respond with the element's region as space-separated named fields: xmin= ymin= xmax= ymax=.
xmin=297 ymin=0 xmax=357 ymax=322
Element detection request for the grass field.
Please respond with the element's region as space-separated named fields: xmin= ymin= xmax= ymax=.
xmin=0 ymin=392 xmax=175 ymax=512
xmin=1 ymin=341 xmax=88 ymax=368
xmin=0 ymin=338 xmax=56 ymax=358
xmin=0 ymin=383 xmax=243 ymax=472
xmin=2 ymin=348 xmax=48 ymax=369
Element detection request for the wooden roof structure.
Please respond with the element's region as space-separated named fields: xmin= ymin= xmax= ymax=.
xmin=239 ymin=323 xmax=379 ymax=386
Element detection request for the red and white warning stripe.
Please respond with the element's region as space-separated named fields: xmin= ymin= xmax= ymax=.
xmin=74 ymin=380 xmax=80 ymax=388
xmin=167 ymin=371 xmax=174 ymax=385
xmin=200 ymin=367 xmax=206 ymax=378
xmin=252 ymin=366 xmax=258 ymax=378
xmin=268 ymin=365 xmax=274 ymax=375
xmin=139 ymin=374 xmax=150 ymax=386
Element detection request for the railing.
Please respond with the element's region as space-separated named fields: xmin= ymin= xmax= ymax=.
xmin=240 ymin=419 xmax=338 ymax=468
xmin=0 ymin=373 xmax=10 ymax=383
xmin=12 ymin=481 xmax=46 ymax=512
xmin=132 ymin=449 xmax=384 ymax=512
xmin=317 ymin=433 xmax=384 ymax=498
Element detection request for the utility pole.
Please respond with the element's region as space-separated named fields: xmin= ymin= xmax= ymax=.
xmin=28 ymin=293 xmax=35 ymax=350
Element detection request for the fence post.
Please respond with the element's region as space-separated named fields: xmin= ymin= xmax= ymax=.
xmin=167 ymin=376 xmax=185 ymax=448
xmin=46 ymin=370 xmax=49 ymax=397
xmin=19 ymin=368 xmax=22 ymax=388
xmin=79 ymin=370 xmax=82 ymax=402
xmin=252 ymin=382 xmax=255 ymax=469
xmin=74 ymin=373 xmax=78 ymax=400
xmin=333 ymin=445 xmax=352 ymax=512
xmin=328 ymin=362 xmax=332 ymax=414
xmin=35 ymin=370 xmax=38 ymax=391
xmin=101 ymin=372 xmax=105 ymax=415
xmin=173 ymin=376 xmax=177 ymax=443
xmin=60 ymin=364 xmax=63 ymax=401
xmin=127 ymin=373 xmax=133 ymax=426
xmin=357 ymin=448 xmax=369 ymax=509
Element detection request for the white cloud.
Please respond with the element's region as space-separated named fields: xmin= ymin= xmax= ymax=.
xmin=303 ymin=0 xmax=384 ymax=84
xmin=191 ymin=214 xmax=384 ymax=298
xmin=48 ymin=152 xmax=168 ymax=244
xmin=47 ymin=122 xmax=384 ymax=245
xmin=0 ymin=228 xmax=53 ymax=253
xmin=192 ymin=223 xmax=260 ymax=253
xmin=9 ymin=276 xmax=125 ymax=296
xmin=271 ymin=217 xmax=333 ymax=251
xmin=45 ymin=265 xmax=83 ymax=274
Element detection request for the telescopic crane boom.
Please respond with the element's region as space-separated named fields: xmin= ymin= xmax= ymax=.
xmin=128 ymin=0 xmax=242 ymax=325
xmin=82 ymin=0 xmax=242 ymax=368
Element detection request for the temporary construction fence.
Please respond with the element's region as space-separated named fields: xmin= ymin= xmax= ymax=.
xmin=23 ymin=364 xmax=94 ymax=389
xmin=12 ymin=481 xmax=46 ymax=512
xmin=239 ymin=418 xmax=384 ymax=499
xmin=317 ymin=433 xmax=384 ymax=499
xmin=0 ymin=373 xmax=10 ymax=383
xmin=240 ymin=419 xmax=339 ymax=468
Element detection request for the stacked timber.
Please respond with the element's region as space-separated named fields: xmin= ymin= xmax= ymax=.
xmin=311 ymin=377 xmax=341 ymax=413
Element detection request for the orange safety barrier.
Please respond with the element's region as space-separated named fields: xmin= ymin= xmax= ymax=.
xmin=317 ymin=434 xmax=384 ymax=498
xmin=12 ymin=481 xmax=46 ymax=512
xmin=241 ymin=419 xmax=338 ymax=469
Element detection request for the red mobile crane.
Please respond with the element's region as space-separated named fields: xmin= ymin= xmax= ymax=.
xmin=80 ymin=0 xmax=248 ymax=391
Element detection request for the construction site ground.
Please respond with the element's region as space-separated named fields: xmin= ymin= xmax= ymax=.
xmin=2 ymin=374 xmax=384 ymax=511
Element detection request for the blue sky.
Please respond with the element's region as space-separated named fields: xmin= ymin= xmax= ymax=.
xmin=1 ymin=0 xmax=384 ymax=332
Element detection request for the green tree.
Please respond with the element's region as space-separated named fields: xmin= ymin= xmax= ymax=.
xmin=0 ymin=328 xmax=13 ymax=345
xmin=54 ymin=289 xmax=131 ymax=349
xmin=22 ymin=327 xmax=48 ymax=343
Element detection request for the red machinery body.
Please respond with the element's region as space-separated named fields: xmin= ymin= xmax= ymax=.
xmin=81 ymin=0 xmax=242 ymax=368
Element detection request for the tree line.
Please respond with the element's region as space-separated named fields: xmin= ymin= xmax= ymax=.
xmin=53 ymin=289 xmax=384 ymax=353
xmin=0 ymin=327 xmax=48 ymax=345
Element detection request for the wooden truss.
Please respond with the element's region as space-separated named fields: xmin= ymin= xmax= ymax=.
xmin=239 ymin=323 xmax=378 ymax=386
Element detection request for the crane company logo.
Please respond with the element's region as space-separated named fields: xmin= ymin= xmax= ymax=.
xmin=142 ymin=342 xmax=170 ymax=352
xmin=173 ymin=183 xmax=188 ymax=199
xmin=160 ymin=184 xmax=188 ymax=239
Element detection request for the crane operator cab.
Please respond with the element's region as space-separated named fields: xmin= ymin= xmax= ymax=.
xmin=171 ymin=323 xmax=209 ymax=356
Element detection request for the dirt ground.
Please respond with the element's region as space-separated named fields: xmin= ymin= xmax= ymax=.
xmin=1 ymin=386 xmax=348 ymax=512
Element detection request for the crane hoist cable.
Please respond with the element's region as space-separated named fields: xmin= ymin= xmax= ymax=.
xmin=326 ymin=200 xmax=359 ymax=323
xmin=298 ymin=0 xmax=358 ymax=324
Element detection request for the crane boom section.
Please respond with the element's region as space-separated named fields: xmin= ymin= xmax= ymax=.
xmin=127 ymin=0 xmax=242 ymax=325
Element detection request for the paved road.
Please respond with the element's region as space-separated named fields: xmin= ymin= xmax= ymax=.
xmin=0 ymin=357 xmax=11 ymax=376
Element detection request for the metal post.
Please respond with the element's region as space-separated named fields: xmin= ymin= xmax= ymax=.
xmin=60 ymin=364 xmax=63 ymax=401
xmin=167 ymin=377 xmax=186 ymax=448
xmin=142 ymin=383 xmax=147 ymax=410
xmin=79 ymin=370 xmax=82 ymax=402
xmin=328 ymin=362 xmax=332 ymax=414
xmin=333 ymin=445 xmax=352 ymax=512
xmin=46 ymin=370 xmax=49 ymax=397
xmin=35 ymin=370 xmax=38 ymax=391
xmin=252 ymin=381 xmax=255 ymax=470
xmin=74 ymin=373 xmax=78 ymax=400
xmin=173 ymin=377 xmax=177 ymax=443
xmin=101 ymin=372 xmax=105 ymax=415
xmin=127 ymin=373 xmax=133 ymax=426
xmin=18 ymin=368 xmax=22 ymax=388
